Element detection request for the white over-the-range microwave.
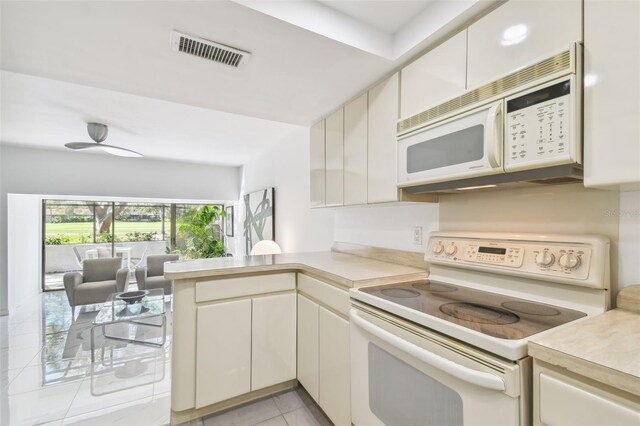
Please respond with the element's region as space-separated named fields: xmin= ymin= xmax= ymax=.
xmin=397 ymin=43 xmax=583 ymax=193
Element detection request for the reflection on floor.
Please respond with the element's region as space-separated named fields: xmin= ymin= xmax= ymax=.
xmin=1 ymin=291 xmax=171 ymax=425
xmin=1 ymin=291 xmax=333 ymax=426
xmin=45 ymin=272 xmax=67 ymax=291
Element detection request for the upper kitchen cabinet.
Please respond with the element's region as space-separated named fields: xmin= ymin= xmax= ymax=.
xmin=466 ymin=0 xmax=582 ymax=88
xmin=310 ymin=120 xmax=326 ymax=208
xmin=344 ymin=93 xmax=368 ymax=206
xmin=368 ymin=73 xmax=400 ymax=204
xmin=583 ymin=0 xmax=640 ymax=190
xmin=325 ymin=108 xmax=344 ymax=207
xmin=400 ymin=30 xmax=467 ymax=120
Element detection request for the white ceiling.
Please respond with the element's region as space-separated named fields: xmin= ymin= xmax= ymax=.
xmin=319 ymin=0 xmax=435 ymax=34
xmin=0 ymin=0 xmax=494 ymax=166
xmin=0 ymin=71 xmax=301 ymax=166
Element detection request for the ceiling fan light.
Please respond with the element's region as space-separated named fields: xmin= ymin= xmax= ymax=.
xmin=98 ymin=145 xmax=144 ymax=158
xmin=64 ymin=122 xmax=143 ymax=158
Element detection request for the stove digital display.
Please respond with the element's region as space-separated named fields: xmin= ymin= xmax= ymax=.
xmin=479 ymin=246 xmax=507 ymax=255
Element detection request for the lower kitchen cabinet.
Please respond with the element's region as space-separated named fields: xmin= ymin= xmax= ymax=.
xmin=319 ymin=306 xmax=351 ymax=426
xmin=297 ymin=294 xmax=320 ymax=401
xmin=534 ymin=360 xmax=640 ymax=425
xmin=297 ymin=274 xmax=351 ymax=426
xmin=252 ymin=293 xmax=297 ymax=391
xmin=193 ymin=275 xmax=297 ymax=410
xmin=195 ymin=299 xmax=252 ymax=408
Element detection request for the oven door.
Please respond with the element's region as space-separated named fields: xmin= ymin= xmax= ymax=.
xmin=397 ymin=101 xmax=504 ymax=187
xmin=350 ymin=307 xmax=523 ymax=426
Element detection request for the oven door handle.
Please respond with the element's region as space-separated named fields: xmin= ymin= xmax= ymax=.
xmin=351 ymin=311 xmax=506 ymax=391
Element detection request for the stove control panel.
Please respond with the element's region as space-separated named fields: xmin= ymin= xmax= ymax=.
xmin=427 ymin=236 xmax=594 ymax=281
xmin=463 ymin=243 xmax=525 ymax=267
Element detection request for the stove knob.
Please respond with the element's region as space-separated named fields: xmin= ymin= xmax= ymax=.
xmin=433 ymin=243 xmax=444 ymax=254
xmin=559 ymin=253 xmax=581 ymax=269
xmin=535 ymin=251 xmax=555 ymax=267
xmin=445 ymin=244 xmax=458 ymax=256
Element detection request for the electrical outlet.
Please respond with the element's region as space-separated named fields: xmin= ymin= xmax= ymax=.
xmin=413 ymin=226 xmax=422 ymax=245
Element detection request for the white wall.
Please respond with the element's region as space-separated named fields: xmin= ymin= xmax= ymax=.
xmin=0 ymin=145 xmax=241 ymax=314
xmin=242 ymin=136 xmax=640 ymax=301
xmin=240 ymin=127 xmax=334 ymax=254
xmin=0 ymin=142 xmax=4 ymax=315
xmin=0 ymin=145 xmax=240 ymax=200
xmin=7 ymin=194 xmax=41 ymax=312
xmin=618 ymin=191 xmax=640 ymax=291
xmin=334 ymin=203 xmax=439 ymax=252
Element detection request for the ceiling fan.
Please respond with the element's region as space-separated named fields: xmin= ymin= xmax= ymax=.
xmin=64 ymin=123 xmax=143 ymax=158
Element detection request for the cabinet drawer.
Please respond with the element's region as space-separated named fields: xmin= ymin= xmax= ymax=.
xmin=539 ymin=372 xmax=640 ymax=425
xmin=195 ymin=273 xmax=295 ymax=302
xmin=297 ymin=274 xmax=349 ymax=317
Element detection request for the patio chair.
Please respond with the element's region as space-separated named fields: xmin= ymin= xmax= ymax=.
xmin=129 ymin=243 xmax=149 ymax=270
xmin=63 ymin=258 xmax=129 ymax=312
xmin=72 ymin=246 xmax=84 ymax=267
xmin=97 ymin=247 xmax=112 ymax=258
xmin=135 ymin=254 xmax=179 ymax=295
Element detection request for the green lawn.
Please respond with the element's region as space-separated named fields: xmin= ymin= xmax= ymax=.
xmin=46 ymin=221 xmax=170 ymax=235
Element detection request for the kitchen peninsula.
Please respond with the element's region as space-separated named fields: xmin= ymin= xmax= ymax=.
xmin=164 ymin=247 xmax=427 ymax=425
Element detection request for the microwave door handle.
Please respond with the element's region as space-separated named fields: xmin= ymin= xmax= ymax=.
xmin=351 ymin=311 xmax=506 ymax=391
xmin=484 ymin=102 xmax=502 ymax=168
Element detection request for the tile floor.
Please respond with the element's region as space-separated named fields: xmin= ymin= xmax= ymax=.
xmin=1 ymin=291 xmax=172 ymax=425
xmin=199 ymin=387 xmax=332 ymax=426
xmin=1 ymin=291 xmax=332 ymax=426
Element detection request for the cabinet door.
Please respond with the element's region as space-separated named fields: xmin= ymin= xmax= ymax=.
xmin=195 ymin=299 xmax=251 ymax=408
xmin=319 ymin=307 xmax=351 ymax=426
xmin=344 ymin=93 xmax=368 ymax=206
xmin=251 ymin=293 xmax=296 ymax=391
xmin=297 ymin=294 xmax=319 ymax=402
xmin=368 ymin=73 xmax=399 ymax=204
xmin=400 ymin=30 xmax=467 ymax=119
xmin=584 ymin=0 xmax=640 ymax=189
xmin=325 ymin=108 xmax=344 ymax=206
xmin=467 ymin=0 xmax=582 ymax=88
xmin=310 ymin=120 xmax=326 ymax=207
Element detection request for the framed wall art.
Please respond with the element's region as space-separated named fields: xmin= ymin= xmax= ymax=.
xmin=224 ymin=205 xmax=234 ymax=237
xmin=243 ymin=187 xmax=275 ymax=254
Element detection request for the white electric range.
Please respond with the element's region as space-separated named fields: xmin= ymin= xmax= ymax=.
xmin=349 ymin=232 xmax=610 ymax=426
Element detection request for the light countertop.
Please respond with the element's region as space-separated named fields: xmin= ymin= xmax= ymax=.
xmin=164 ymin=251 xmax=428 ymax=288
xmin=528 ymin=308 xmax=640 ymax=397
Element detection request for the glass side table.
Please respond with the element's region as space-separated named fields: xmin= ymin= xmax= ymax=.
xmin=91 ymin=289 xmax=167 ymax=362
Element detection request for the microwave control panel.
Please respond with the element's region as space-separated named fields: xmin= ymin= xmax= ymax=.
xmin=504 ymin=78 xmax=576 ymax=172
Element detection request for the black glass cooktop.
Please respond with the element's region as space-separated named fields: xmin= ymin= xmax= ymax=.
xmin=360 ymin=280 xmax=586 ymax=340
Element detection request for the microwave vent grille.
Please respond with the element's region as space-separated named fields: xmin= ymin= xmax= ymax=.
xmin=398 ymin=49 xmax=572 ymax=135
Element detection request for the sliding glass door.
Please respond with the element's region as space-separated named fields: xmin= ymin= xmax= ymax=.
xmin=42 ymin=200 xmax=223 ymax=291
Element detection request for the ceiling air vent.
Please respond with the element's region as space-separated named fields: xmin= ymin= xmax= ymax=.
xmin=170 ymin=31 xmax=251 ymax=68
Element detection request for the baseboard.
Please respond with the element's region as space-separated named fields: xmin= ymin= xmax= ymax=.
xmin=170 ymin=380 xmax=297 ymax=425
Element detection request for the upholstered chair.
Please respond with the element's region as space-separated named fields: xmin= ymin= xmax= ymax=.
xmin=63 ymin=258 xmax=129 ymax=311
xmin=135 ymin=254 xmax=179 ymax=295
